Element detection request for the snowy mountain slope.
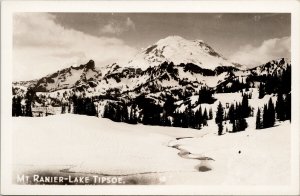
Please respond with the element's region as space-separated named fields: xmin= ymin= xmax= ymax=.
xmin=12 ymin=36 xmax=290 ymax=106
xmin=233 ymin=57 xmax=291 ymax=79
xmin=13 ymin=79 xmax=38 ymax=88
xmin=13 ymin=36 xmax=244 ymax=94
xmin=33 ymin=60 xmax=102 ymax=92
xmin=127 ymin=36 xmax=240 ymax=70
xmin=250 ymin=57 xmax=291 ymax=76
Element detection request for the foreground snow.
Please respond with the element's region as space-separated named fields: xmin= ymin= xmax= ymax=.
xmin=13 ymin=114 xmax=290 ymax=185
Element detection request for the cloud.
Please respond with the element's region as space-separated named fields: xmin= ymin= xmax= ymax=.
xmin=100 ymin=17 xmax=135 ymax=35
xmin=13 ymin=13 xmax=138 ymax=81
xmin=229 ymin=36 xmax=291 ymax=68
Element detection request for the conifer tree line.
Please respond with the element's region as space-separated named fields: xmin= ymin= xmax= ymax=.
xmin=198 ymin=86 xmax=216 ymax=104
xmin=102 ymin=94 xmax=214 ymax=130
xmin=215 ymin=94 xmax=252 ymax=135
xmin=258 ymin=65 xmax=291 ymax=99
xmin=71 ymin=94 xmax=97 ymax=116
xmin=216 ymin=77 xmax=252 ymax=93
xmin=256 ymin=93 xmax=291 ymax=129
xmin=172 ymin=104 xmax=213 ymax=129
xmin=12 ymin=88 xmax=35 ymax=117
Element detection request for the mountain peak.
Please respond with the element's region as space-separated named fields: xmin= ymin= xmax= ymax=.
xmin=127 ymin=35 xmax=239 ymax=70
xmin=85 ymin=60 xmax=95 ymax=69
xmin=156 ymin=35 xmax=186 ymax=44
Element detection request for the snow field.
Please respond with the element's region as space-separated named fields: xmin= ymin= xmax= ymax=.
xmin=13 ymin=112 xmax=290 ymax=185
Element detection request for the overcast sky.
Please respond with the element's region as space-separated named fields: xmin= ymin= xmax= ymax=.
xmin=13 ymin=13 xmax=291 ymax=81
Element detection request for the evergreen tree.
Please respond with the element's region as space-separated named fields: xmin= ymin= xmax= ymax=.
xmin=281 ymin=66 xmax=291 ymax=94
xmin=203 ymin=108 xmax=208 ymax=120
xmin=262 ymin=98 xmax=276 ymax=128
xmin=259 ymin=83 xmax=265 ymax=99
xmin=129 ymin=104 xmax=138 ymax=124
xmin=85 ymin=98 xmax=97 ymax=116
xmin=195 ymin=107 xmax=203 ymax=129
xmin=268 ymin=98 xmax=276 ymax=127
xmin=215 ymin=102 xmax=223 ymax=124
xmin=12 ymin=96 xmax=17 ymax=116
xmin=16 ymin=96 xmax=22 ymax=116
xmin=218 ymin=123 xmax=223 ymax=136
xmin=198 ymin=86 xmax=215 ymax=104
xmin=228 ymin=104 xmax=235 ymax=124
xmin=209 ymin=108 xmax=213 ymax=120
xmin=173 ymin=112 xmax=183 ymax=127
xmin=236 ymin=118 xmax=248 ymax=131
xmin=232 ymin=120 xmax=237 ymax=133
xmin=25 ymin=99 xmax=33 ymax=117
xmin=256 ymin=108 xmax=261 ymax=129
xmin=241 ymin=94 xmax=251 ymax=118
xmin=263 ymin=104 xmax=268 ymax=128
xmin=285 ymin=93 xmax=291 ymax=121
xmin=77 ymin=97 xmax=83 ymax=114
xmin=103 ymin=104 xmax=110 ymax=119
xmin=189 ymin=104 xmax=195 ymax=128
xmin=276 ymin=92 xmax=285 ymax=121
xmin=215 ymin=102 xmax=224 ymax=135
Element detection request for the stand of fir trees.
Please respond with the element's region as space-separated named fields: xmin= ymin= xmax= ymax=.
xmin=72 ymin=94 xmax=97 ymax=116
xmin=256 ymin=94 xmax=291 ymax=130
xmin=216 ymin=77 xmax=251 ymax=93
xmin=226 ymin=94 xmax=251 ymax=133
xmin=12 ymin=96 xmax=23 ymax=116
xmin=173 ymin=105 xmax=211 ymax=129
xmin=103 ymin=101 xmax=128 ymax=122
xmin=198 ymin=86 xmax=216 ymax=104
xmin=258 ymin=65 xmax=291 ymax=99
xmin=275 ymin=92 xmax=291 ymax=122
xmin=12 ymin=87 xmax=36 ymax=117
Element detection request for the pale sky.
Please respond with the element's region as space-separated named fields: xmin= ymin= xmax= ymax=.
xmin=13 ymin=13 xmax=291 ymax=81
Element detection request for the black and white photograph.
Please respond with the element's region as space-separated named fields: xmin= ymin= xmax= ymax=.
xmin=1 ymin=1 xmax=300 ymax=195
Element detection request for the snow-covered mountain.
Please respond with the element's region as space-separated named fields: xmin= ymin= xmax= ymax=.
xmin=29 ymin=60 xmax=102 ymax=92
xmin=250 ymin=58 xmax=291 ymax=76
xmin=12 ymin=36 xmax=290 ymax=101
xmin=127 ymin=36 xmax=243 ymax=70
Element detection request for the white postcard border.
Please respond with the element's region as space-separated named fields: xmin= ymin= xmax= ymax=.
xmin=1 ymin=1 xmax=300 ymax=195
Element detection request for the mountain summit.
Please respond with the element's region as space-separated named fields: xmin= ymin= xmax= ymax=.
xmin=127 ymin=36 xmax=239 ymax=70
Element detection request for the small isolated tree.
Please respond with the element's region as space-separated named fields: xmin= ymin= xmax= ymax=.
xmin=215 ymin=102 xmax=224 ymax=135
